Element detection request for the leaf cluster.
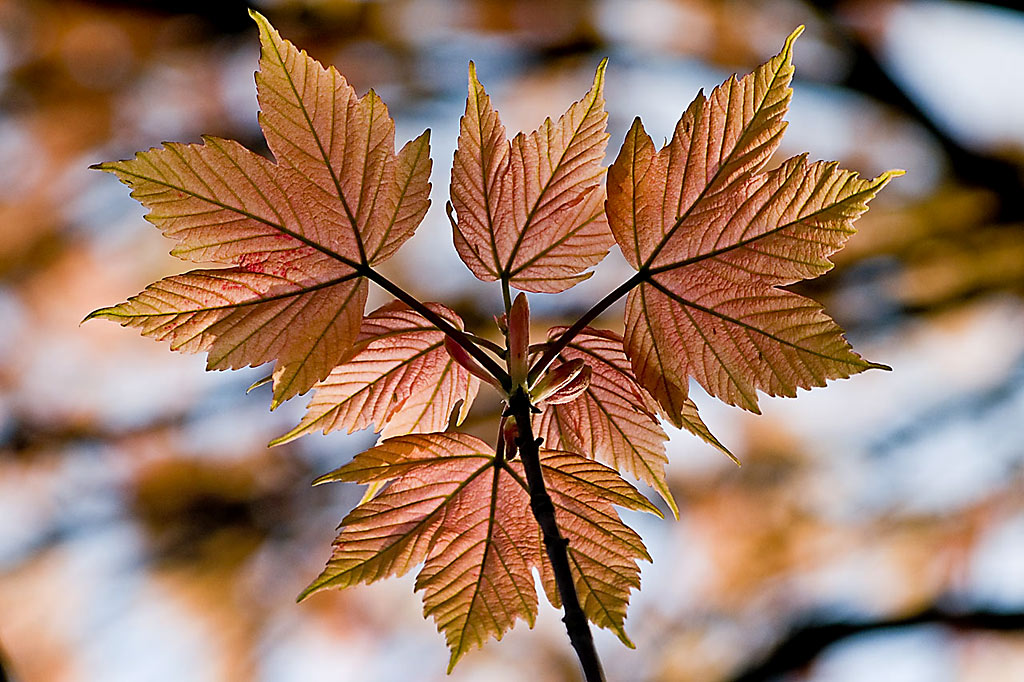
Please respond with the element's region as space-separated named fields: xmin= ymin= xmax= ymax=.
xmin=86 ymin=11 xmax=898 ymax=674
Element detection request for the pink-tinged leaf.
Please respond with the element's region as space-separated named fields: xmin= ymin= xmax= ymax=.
xmin=303 ymin=433 xmax=539 ymax=670
xmin=87 ymin=12 xmax=432 ymax=405
xmin=536 ymin=450 xmax=659 ymax=646
xmin=607 ymin=28 xmax=899 ymax=415
xmin=304 ymin=433 xmax=656 ymax=667
xmin=607 ymin=28 xmax=800 ymax=270
xmin=302 ymin=433 xmax=499 ymax=592
xmin=536 ymin=327 xmax=732 ymax=516
xmin=271 ymin=302 xmax=480 ymax=446
xmin=85 ymin=262 xmax=366 ymax=405
xmin=451 ymin=61 xmax=614 ymax=293
xmin=253 ymin=12 xmax=431 ymax=264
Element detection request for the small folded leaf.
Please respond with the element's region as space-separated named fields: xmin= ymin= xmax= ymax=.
xmin=443 ymin=336 xmax=503 ymax=391
xmin=508 ymin=292 xmax=531 ymax=387
xmin=532 ymin=358 xmax=588 ymax=404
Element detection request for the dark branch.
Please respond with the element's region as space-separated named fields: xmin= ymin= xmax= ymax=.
xmin=507 ymin=389 xmax=605 ymax=682
xmin=728 ymin=606 xmax=1024 ymax=682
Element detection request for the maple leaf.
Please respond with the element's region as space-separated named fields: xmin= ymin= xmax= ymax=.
xmin=84 ymin=11 xmax=431 ymax=406
xmin=606 ymin=27 xmax=901 ymax=419
xmin=536 ymin=327 xmax=734 ymax=517
xmin=302 ymin=432 xmax=656 ymax=669
xmin=270 ymin=301 xmax=480 ymax=445
xmin=449 ymin=61 xmax=614 ymax=293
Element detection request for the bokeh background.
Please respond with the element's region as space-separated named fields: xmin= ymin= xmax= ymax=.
xmin=2 ymin=0 xmax=1023 ymax=680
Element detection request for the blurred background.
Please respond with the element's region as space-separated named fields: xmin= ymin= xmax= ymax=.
xmin=1 ymin=0 xmax=1023 ymax=680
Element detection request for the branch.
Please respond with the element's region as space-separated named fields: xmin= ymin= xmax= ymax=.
xmin=530 ymin=272 xmax=642 ymax=382
xmin=507 ymin=388 xmax=605 ymax=682
xmin=727 ymin=606 xmax=1024 ymax=682
xmin=360 ymin=267 xmax=510 ymax=387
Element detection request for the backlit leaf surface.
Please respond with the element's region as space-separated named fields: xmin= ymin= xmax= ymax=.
xmin=86 ymin=11 xmax=431 ymax=405
xmin=450 ymin=62 xmax=614 ymax=292
xmin=536 ymin=451 xmax=660 ymax=646
xmin=607 ymin=28 xmax=898 ymax=417
xmin=271 ymin=301 xmax=479 ymax=445
xmin=538 ymin=327 xmax=667 ymax=515
xmin=304 ymin=433 xmax=654 ymax=668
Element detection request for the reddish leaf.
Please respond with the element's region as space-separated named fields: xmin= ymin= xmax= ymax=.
xmin=537 ymin=327 xmax=732 ymax=516
xmin=304 ymin=433 xmax=655 ymax=668
xmin=85 ymin=11 xmax=431 ymax=406
xmin=271 ymin=302 xmax=480 ymax=445
xmin=450 ymin=62 xmax=614 ymax=292
xmin=607 ymin=28 xmax=899 ymax=417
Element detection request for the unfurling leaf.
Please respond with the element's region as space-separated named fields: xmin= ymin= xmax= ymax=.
xmin=450 ymin=61 xmax=614 ymax=292
xmin=303 ymin=432 xmax=655 ymax=669
xmin=531 ymin=358 xmax=589 ymax=404
xmin=270 ymin=302 xmax=479 ymax=445
xmin=607 ymin=27 xmax=899 ymax=418
xmin=85 ymin=11 xmax=431 ymax=406
xmin=508 ymin=292 xmax=531 ymax=387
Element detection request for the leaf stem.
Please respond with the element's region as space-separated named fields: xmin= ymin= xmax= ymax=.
xmin=361 ymin=266 xmax=510 ymax=388
xmin=530 ymin=271 xmax=643 ymax=382
xmin=463 ymin=332 xmax=505 ymax=357
xmin=501 ymin=278 xmax=513 ymax=316
xmin=507 ymin=388 xmax=605 ymax=682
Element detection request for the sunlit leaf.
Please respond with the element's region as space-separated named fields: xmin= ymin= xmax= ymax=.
xmin=450 ymin=61 xmax=614 ymax=292
xmin=607 ymin=28 xmax=899 ymax=417
xmin=304 ymin=433 xmax=655 ymax=668
xmin=86 ymin=11 xmax=431 ymax=406
xmin=536 ymin=451 xmax=660 ymax=646
xmin=271 ymin=301 xmax=479 ymax=445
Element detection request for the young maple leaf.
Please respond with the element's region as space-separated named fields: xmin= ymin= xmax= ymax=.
xmin=449 ymin=61 xmax=614 ymax=292
xmin=270 ymin=301 xmax=479 ymax=445
xmin=536 ymin=327 xmax=734 ymax=518
xmin=84 ymin=11 xmax=431 ymax=406
xmin=606 ymin=27 xmax=901 ymax=419
xmin=301 ymin=432 xmax=657 ymax=669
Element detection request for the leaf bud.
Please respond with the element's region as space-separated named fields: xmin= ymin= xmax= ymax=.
xmin=508 ymin=293 xmax=530 ymax=388
xmin=537 ymin=363 xmax=592 ymax=405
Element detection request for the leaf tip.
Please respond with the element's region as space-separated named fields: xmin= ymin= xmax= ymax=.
xmin=296 ymin=581 xmax=321 ymax=603
xmin=593 ymin=57 xmax=608 ymax=87
xmin=868 ymin=361 xmax=893 ymax=372
xmin=248 ymin=7 xmax=270 ymax=28
xmin=267 ymin=431 xmax=295 ymax=448
xmin=784 ymin=25 xmax=805 ymax=54
xmin=82 ymin=306 xmax=117 ymax=324
xmin=246 ymin=374 xmax=272 ymax=394
xmin=311 ymin=471 xmax=339 ymax=486
xmin=878 ymin=168 xmax=906 ymax=184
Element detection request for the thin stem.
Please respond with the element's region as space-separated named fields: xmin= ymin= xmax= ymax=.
xmin=501 ymin=278 xmax=513 ymax=316
xmin=529 ymin=271 xmax=644 ymax=382
xmin=361 ymin=266 xmax=510 ymax=387
xmin=463 ymin=332 xmax=506 ymax=357
xmin=507 ymin=389 xmax=605 ymax=682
